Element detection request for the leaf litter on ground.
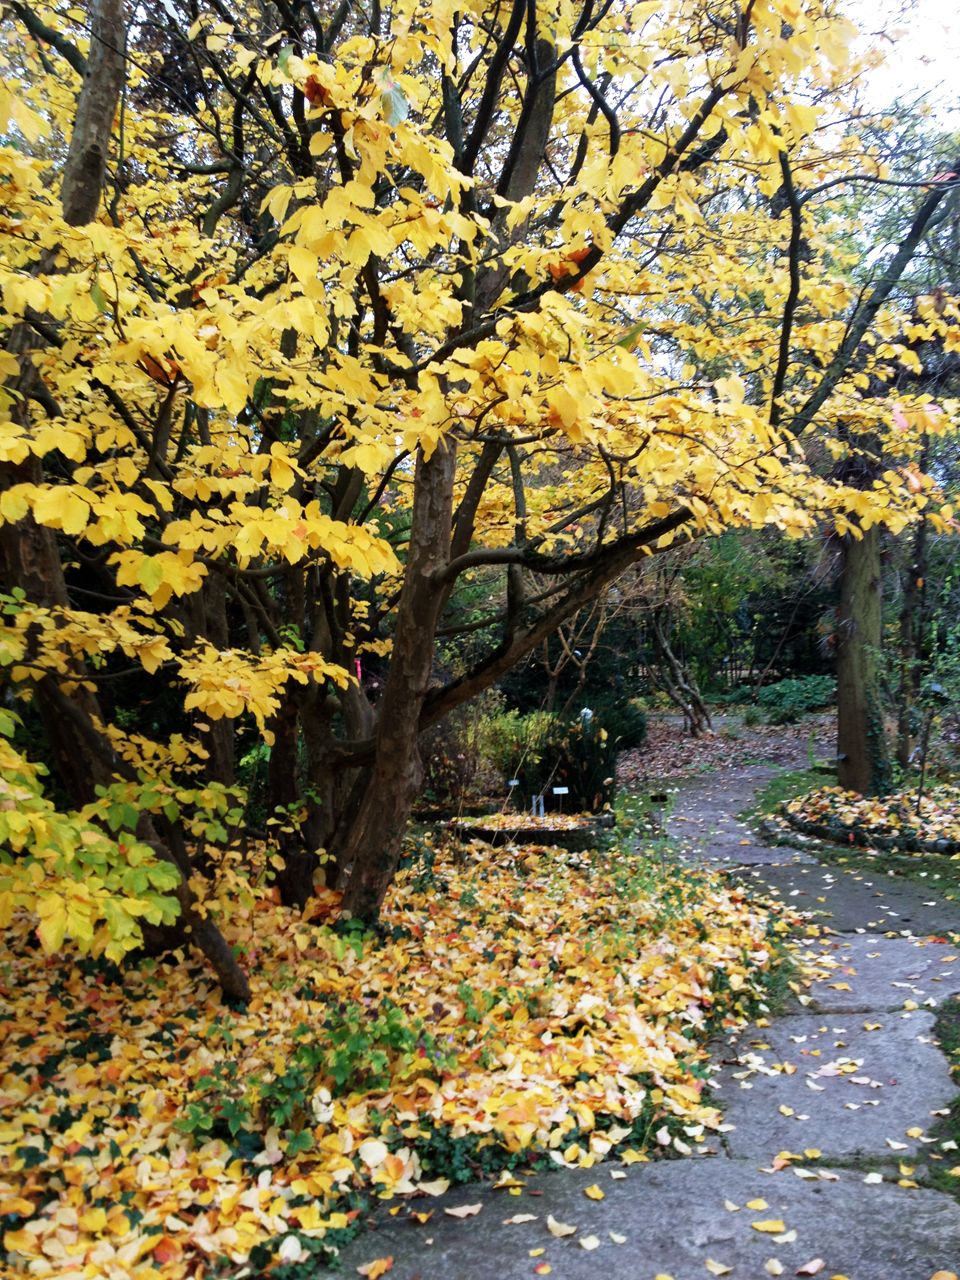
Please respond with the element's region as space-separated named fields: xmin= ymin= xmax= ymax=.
xmin=1 ymin=833 xmax=795 ymax=1277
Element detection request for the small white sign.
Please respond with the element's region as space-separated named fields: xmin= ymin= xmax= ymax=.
xmin=508 ymin=779 xmax=520 ymax=787
xmin=552 ymin=786 xmax=569 ymax=795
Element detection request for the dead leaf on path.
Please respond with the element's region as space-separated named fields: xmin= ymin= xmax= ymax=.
xmin=357 ymin=1258 xmax=393 ymax=1279
xmin=417 ymin=1178 xmax=450 ymax=1196
xmin=705 ymin=1260 xmax=733 ymax=1276
xmin=752 ymin=1220 xmax=786 ymax=1234
xmin=444 ymin=1203 xmax=482 ymax=1218
xmin=579 ymin=1235 xmax=600 ymax=1250
xmin=503 ymin=1214 xmax=538 ymax=1225
xmin=546 ymin=1215 xmax=577 ymax=1238
xmin=795 ymin=1260 xmax=825 ymax=1276
xmin=746 ymin=1198 xmax=769 ymax=1210
xmin=609 ymin=1231 xmax=627 ymax=1244
xmin=765 ymin=1262 xmax=784 ymax=1277
xmin=583 ymin=1184 xmax=605 ymax=1201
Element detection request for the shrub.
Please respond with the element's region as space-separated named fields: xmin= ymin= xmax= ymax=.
xmin=482 ymin=710 xmax=617 ymax=812
xmin=588 ymin=694 xmax=647 ymax=749
xmin=756 ymin=675 xmax=835 ymax=725
xmin=419 ymin=689 xmax=504 ymax=806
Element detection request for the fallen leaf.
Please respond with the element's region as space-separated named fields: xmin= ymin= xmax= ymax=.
xmin=752 ymin=1220 xmax=787 ymax=1234
xmin=444 ymin=1204 xmax=482 ymax=1219
xmin=583 ymin=1184 xmax=605 ymax=1201
xmin=357 ymin=1258 xmax=393 ymax=1279
xmin=765 ymin=1262 xmax=784 ymax=1277
xmin=609 ymin=1231 xmax=627 ymax=1244
xmin=746 ymin=1198 xmax=769 ymax=1210
xmin=533 ymin=1265 xmax=552 ymax=1276
xmin=705 ymin=1261 xmax=733 ymax=1276
xmin=546 ymin=1215 xmax=577 ymax=1238
xmin=503 ymin=1214 xmax=538 ymax=1225
xmin=579 ymin=1235 xmax=600 ymax=1250
xmin=796 ymin=1261 xmax=825 ymax=1276
xmin=152 ymin=1238 xmax=181 ymax=1264
xmin=417 ymin=1178 xmax=451 ymax=1196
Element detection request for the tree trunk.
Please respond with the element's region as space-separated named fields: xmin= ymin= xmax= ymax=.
xmin=0 ymin=473 xmax=251 ymax=1000
xmin=836 ymin=527 xmax=891 ymax=795
xmin=267 ymin=688 xmax=319 ymax=907
xmin=61 ymin=0 xmax=127 ymax=225
xmin=337 ymin=442 xmax=456 ymax=920
xmin=896 ymin=490 xmax=928 ymax=770
xmin=649 ymin=609 xmax=712 ymax=736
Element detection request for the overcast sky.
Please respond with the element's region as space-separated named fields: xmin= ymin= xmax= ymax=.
xmin=850 ymin=0 xmax=959 ymax=117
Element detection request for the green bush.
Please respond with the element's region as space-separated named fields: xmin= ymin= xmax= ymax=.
xmin=483 ymin=710 xmax=617 ymax=812
xmin=756 ymin=675 xmax=834 ymax=725
xmin=588 ymin=695 xmax=646 ymax=749
xmin=419 ymin=689 xmax=505 ymax=807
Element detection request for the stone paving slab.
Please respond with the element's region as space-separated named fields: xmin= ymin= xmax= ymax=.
xmin=798 ymin=932 xmax=960 ymax=1012
xmin=715 ymin=1010 xmax=955 ymax=1160
xmin=328 ymin=1157 xmax=960 ymax=1280
xmin=730 ymin=861 xmax=960 ymax=936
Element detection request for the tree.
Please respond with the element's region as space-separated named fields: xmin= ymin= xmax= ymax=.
xmin=1 ymin=0 xmax=957 ymax=992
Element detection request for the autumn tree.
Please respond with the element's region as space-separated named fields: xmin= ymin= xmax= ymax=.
xmin=1 ymin=0 xmax=957 ymax=994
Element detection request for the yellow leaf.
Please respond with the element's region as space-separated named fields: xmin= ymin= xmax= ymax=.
xmin=746 ymin=1198 xmax=768 ymax=1210
xmin=583 ymin=1184 xmax=605 ymax=1201
xmin=751 ymin=1220 xmax=786 ymax=1234
xmin=705 ymin=1261 xmax=733 ymax=1276
xmin=356 ymin=1258 xmax=393 ymax=1279
xmin=79 ymin=1208 xmax=108 ymax=1232
xmin=0 ymin=1198 xmax=33 ymax=1216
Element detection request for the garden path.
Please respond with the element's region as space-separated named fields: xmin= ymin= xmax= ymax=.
xmin=329 ymin=757 xmax=960 ymax=1280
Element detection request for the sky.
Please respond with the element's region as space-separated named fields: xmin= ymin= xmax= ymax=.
xmin=850 ymin=0 xmax=960 ymax=117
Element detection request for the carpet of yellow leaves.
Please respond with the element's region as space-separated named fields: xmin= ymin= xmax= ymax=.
xmin=785 ymin=785 xmax=960 ymax=850
xmin=1 ymin=839 xmax=790 ymax=1278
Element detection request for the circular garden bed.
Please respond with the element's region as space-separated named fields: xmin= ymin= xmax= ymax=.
xmin=781 ymin=784 xmax=960 ymax=855
xmin=451 ymin=812 xmax=615 ymax=851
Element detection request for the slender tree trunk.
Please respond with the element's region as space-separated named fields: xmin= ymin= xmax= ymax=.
xmin=337 ymin=443 xmax=456 ymax=920
xmin=836 ymin=527 xmax=891 ymax=794
xmin=896 ymin=472 xmax=928 ymax=770
xmin=0 ymin=459 xmax=251 ymax=1000
xmin=650 ymin=609 xmax=712 ymax=736
xmin=61 ymin=0 xmax=127 ymax=225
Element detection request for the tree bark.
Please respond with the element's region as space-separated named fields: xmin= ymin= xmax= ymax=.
xmin=649 ymin=608 xmax=712 ymax=736
xmin=836 ymin=527 xmax=891 ymax=795
xmin=896 ymin=492 xmax=928 ymax=770
xmin=61 ymin=0 xmax=127 ymax=225
xmin=337 ymin=442 xmax=456 ymax=920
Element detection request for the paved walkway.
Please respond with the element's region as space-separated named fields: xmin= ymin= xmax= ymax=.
xmin=329 ymin=764 xmax=960 ymax=1279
